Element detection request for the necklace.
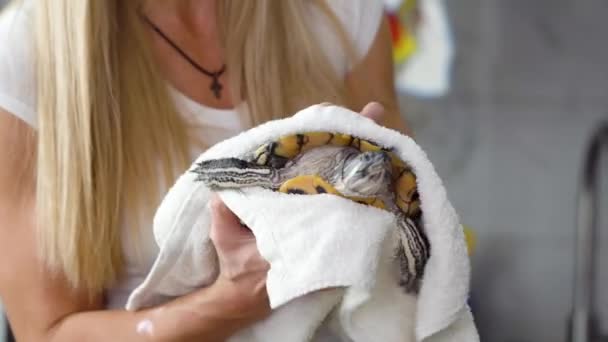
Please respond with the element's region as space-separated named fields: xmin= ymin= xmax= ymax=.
xmin=142 ymin=15 xmax=226 ymax=99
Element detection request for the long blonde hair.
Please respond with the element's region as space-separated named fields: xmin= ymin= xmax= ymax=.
xmin=34 ymin=0 xmax=354 ymax=294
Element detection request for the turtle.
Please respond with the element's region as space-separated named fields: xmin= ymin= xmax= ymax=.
xmin=192 ymin=131 xmax=430 ymax=293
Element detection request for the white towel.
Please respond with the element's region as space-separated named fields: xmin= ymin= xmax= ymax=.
xmin=126 ymin=104 xmax=479 ymax=342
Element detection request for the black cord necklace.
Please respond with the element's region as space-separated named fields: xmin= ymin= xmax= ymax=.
xmin=141 ymin=15 xmax=226 ymax=99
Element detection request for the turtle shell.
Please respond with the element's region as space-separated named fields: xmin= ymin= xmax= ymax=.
xmin=251 ymin=131 xmax=421 ymax=219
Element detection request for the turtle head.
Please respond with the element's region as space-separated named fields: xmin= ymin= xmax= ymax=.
xmin=339 ymin=150 xmax=393 ymax=197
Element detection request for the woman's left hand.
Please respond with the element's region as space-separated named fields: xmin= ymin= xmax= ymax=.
xmin=359 ymin=102 xmax=385 ymax=123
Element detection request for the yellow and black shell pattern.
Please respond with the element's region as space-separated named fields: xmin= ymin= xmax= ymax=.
xmin=251 ymin=131 xmax=421 ymax=220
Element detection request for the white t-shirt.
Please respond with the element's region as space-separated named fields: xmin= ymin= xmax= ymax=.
xmin=0 ymin=0 xmax=385 ymax=308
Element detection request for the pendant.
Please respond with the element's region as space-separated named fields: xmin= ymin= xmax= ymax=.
xmin=210 ymin=76 xmax=223 ymax=99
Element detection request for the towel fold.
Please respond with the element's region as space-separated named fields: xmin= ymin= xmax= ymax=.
xmin=126 ymin=104 xmax=479 ymax=342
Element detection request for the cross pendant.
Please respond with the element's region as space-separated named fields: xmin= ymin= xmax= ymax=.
xmin=210 ymin=76 xmax=223 ymax=99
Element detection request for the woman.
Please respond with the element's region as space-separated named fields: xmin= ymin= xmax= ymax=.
xmin=0 ymin=0 xmax=410 ymax=340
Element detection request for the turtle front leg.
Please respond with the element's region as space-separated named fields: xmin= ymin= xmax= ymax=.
xmin=395 ymin=213 xmax=430 ymax=293
xmin=192 ymin=158 xmax=279 ymax=191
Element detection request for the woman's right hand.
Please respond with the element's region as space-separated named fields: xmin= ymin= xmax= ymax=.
xmin=139 ymin=196 xmax=271 ymax=342
xmin=207 ymin=195 xmax=271 ymax=325
xmin=1 ymin=109 xmax=269 ymax=342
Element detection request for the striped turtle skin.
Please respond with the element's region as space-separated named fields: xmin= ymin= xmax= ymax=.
xmin=193 ymin=132 xmax=429 ymax=293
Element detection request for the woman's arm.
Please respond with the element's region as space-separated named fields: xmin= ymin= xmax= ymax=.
xmin=6 ymin=279 xmax=258 ymax=342
xmin=0 ymin=109 xmax=270 ymax=342
xmin=346 ymin=17 xmax=413 ymax=136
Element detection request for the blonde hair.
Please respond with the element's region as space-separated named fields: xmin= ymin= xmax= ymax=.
xmin=34 ymin=0 xmax=353 ymax=294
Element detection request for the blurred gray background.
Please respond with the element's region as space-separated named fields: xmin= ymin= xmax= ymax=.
xmin=403 ymin=0 xmax=608 ymax=341
xmin=1 ymin=0 xmax=607 ymax=341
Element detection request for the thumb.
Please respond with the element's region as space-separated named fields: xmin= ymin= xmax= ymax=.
xmin=209 ymin=195 xmax=250 ymax=241
xmin=359 ymin=102 xmax=385 ymax=123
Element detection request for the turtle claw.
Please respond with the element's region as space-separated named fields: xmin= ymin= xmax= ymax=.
xmin=394 ymin=213 xmax=429 ymax=294
xmin=395 ymin=242 xmax=416 ymax=293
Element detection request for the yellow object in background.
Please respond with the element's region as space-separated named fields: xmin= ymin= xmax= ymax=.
xmin=387 ymin=0 xmax=419 ymax=65
xmin=393 ymin=33 xmax=417 ymax=64
xmin=463 ymin=225 xmax=476 ymax=255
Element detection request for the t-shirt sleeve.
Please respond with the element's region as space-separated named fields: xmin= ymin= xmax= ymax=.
xmin=324 ymin=0 xmax=385 ymax=71
xmin=348 ymin=0 xmax=385 ymax=62
xmin=0 ymin=2 xmax=37 ymax=128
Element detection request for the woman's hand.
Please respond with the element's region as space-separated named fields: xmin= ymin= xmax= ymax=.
xmin=136 ymin=196 xmax=271 ymax=342
xmin=208 ymin=195 xmax=271 ymax=324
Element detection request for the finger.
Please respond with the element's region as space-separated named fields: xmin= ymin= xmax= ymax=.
xmin=209 ymin=195 xmax=238 ymax=224
xmin=359 ymin=102 xmax=385 ymax=123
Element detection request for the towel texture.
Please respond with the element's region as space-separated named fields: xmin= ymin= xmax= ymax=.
xmin=126 ymin=104 xmax=479 ymax=341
